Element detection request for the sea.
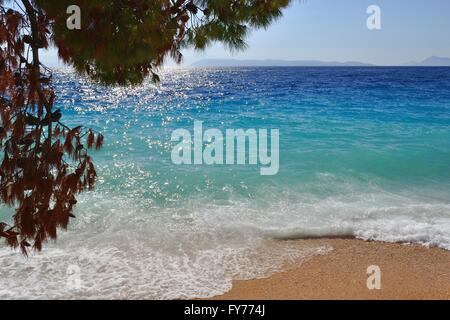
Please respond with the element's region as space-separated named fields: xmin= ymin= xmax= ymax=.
xmin=1 ymin=67 xmax=450 ymax=299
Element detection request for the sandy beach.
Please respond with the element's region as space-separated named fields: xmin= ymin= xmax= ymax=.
xmin=213 ymin=239 xmax=450 ymax=300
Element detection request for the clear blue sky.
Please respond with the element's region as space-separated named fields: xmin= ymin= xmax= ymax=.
xmin=42 ymin=0 xmax=450 ymax=67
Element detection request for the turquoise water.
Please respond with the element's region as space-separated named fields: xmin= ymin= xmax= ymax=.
xmin=1 ymin=67 xmax=450 ymax=299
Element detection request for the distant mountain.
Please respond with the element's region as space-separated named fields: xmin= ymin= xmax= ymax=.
xmin=192 ymin=57 xmax=450 ymax=68
xmin=403 ymin=56 xmax=450 ymax=67
xmin=191 ymin=59 xmax=374 ymax=67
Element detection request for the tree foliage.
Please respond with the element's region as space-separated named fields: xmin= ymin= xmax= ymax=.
xmin=0 ymin=0 xmax=292 ymax=254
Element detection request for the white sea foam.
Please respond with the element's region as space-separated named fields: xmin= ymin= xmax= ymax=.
xmin=0 ymin=193 xmax=331 ymax=299
xmin=0 ymin=189 xmax=449 ymax=299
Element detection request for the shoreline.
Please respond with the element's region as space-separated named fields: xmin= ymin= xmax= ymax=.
xmin=212 ymin=238 xmax=450 ymax=300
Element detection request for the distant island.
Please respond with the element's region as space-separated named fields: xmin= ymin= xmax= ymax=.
xmin=191 ymin=59 xmax=373 ymax=67
xmin=403 ymin=56 xmax=450 ymax=67
xmin=191 ymin=56 xmax=450 ymax=67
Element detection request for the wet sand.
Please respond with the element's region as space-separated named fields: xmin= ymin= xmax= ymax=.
xmin=213 ymin=239 xmax=450 ymax=300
